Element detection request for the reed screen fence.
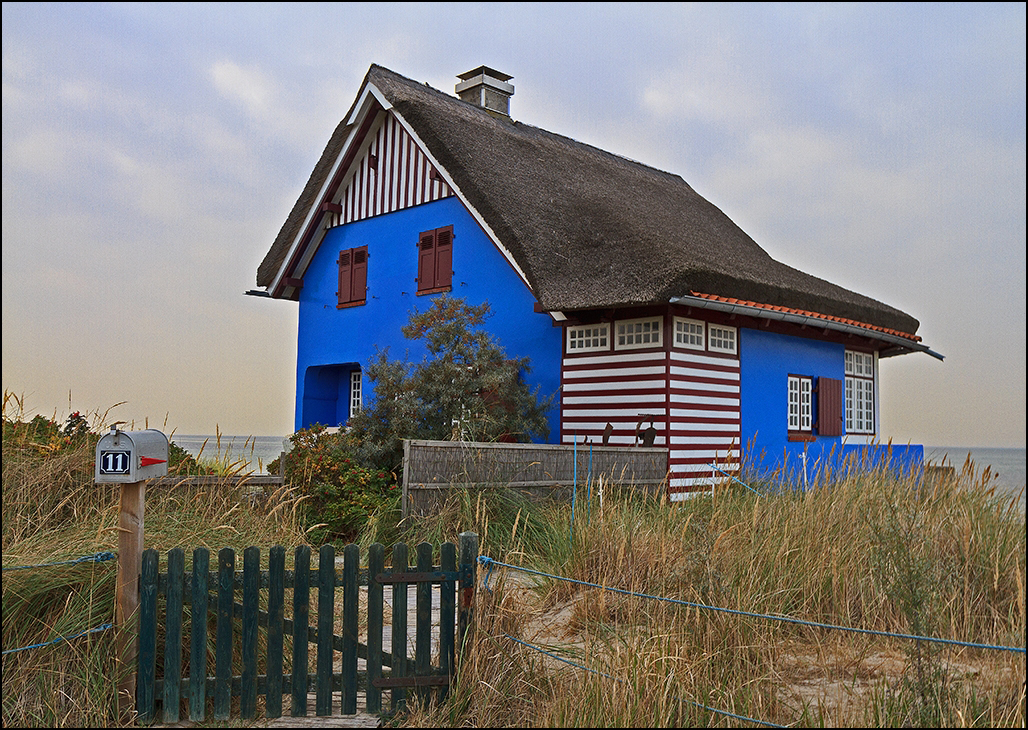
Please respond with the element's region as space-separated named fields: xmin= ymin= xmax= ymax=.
xmin=402 ymin=439 xmax=668 ymax=515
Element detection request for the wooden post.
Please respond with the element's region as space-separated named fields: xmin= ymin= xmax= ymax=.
xmin=457 ymin=531 xmax=478 ymax=662
xmin=116 ymin=479 xmax=145 ymax=721
xmin=402 ymin=439 xmax=411 ymax=518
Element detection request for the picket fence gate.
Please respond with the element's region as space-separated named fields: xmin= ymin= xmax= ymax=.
xmin=135 ymin=533 xmax=478 ymax=724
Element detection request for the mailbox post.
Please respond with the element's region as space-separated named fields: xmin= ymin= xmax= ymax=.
xmin=95 ymin=427 xmax=168 ymax=719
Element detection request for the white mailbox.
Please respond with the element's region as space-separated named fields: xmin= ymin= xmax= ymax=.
xmin=95 ymin=427 xmax=169 ymax=483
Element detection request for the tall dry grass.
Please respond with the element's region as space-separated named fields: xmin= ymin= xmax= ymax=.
xmin=1 ymin=395 xmax=313 ymax=728
xmin=3 ymin=389 xmax=1024 ymax=727
xmin=401 ymin=462 xmax=1026 ymax=728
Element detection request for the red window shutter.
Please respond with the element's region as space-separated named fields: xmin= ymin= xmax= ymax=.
xmin=351 ymin=246 xmax=368 ymax=302
xmin=817 ymin=377 xmax=843 ymax=437
xmin=337 ymin=250 xmax=352 ymax=305
xmin=417 ymin=231 xmax=436 ymax=290
xmin=435 ymin=227 xmax=453 ymax=289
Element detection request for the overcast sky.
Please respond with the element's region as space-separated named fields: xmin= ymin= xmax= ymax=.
xmin=3 ymin=3 xmax=1025 ymax=448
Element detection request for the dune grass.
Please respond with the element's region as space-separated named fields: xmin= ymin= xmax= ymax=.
xmin=402 ymin=462 xmax=1025 ymax=728
xmin=1 ymin=397 xmax=313 ymax=728
xmin=2 ymin=393 xmax=1024 ymax=727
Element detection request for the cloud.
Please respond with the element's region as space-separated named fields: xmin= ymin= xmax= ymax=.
xmin=209 ymin=59 xmax=274 ymax=118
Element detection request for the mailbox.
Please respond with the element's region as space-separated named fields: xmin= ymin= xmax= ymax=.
xmin=95 ymin=427 xmax=169 ymax=483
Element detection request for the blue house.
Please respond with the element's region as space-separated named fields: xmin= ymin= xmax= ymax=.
xmin=254 ymin=65 xmax=941 ymax=497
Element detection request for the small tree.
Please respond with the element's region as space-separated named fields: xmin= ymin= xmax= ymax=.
xmin=344 ymin=296 xmax=552 ymax=471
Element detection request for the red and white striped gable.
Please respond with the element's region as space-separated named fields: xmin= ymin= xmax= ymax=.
xmin=271 ymin=104 xmax=458 ymax=298
xmin=333 ymin=113 xmax=454 ymax=225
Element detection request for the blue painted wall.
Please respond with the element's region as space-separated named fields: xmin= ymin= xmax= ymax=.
xmin=739 ymin=327 xmax=922 ymax=481
xmin=294 ymin=196 xmax=563 ymax=439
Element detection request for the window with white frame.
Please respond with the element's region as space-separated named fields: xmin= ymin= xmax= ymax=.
xmin=788 ymin=375 xmax=813 ymax=432
xmin=567 ymin=323 xmax=610 ymax=353
xmin=845 ymin=350 xmax=875 ymax=434
xmin=615 ymin=317 xmax=663 ymax=350
xmin=708 ymin=324 xmax=737 ymax=354
xmin=673 ymin=317 xmax=705 ymax=350
xmin=350 ymin=370 xmax=363 ymax=416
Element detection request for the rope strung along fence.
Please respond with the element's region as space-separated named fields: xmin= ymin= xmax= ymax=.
xmin=479 ymin=557 xmax=1027 ymax=655
xmin=1 ymin=551 xmax=117 ymax=656
xmin=708 ymin=463 xmax=765 ymax=497
xmin=3 ymin=623 xmax=114 ymax=656
xmin=2 ymin=551 xmax=117 ymax=571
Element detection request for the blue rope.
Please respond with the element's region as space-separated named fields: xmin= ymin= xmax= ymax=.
xmin=2 ymin=623 xmax=114 ymax=655
xmin=478 ymin=557 xmax=1026 ymax=655
xmin=503 ymin=634 xmax=784 ymax=728
xmin=708 ymin=463 xmax=764 ymax=497
xmin=2 ymin=551 xmax=117 ymax=572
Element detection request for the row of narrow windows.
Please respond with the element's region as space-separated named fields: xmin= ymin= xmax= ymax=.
xmin=567 ymin=317 xmax=738 ymax=355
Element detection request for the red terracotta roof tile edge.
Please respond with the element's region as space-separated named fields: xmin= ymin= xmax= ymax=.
xmin=688 ymin=292 xmax=923 ymax=342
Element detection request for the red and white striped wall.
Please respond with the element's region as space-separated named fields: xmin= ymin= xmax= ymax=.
xmin=560 ymin=322 xmax=741 ymax=500
xmin=667 ymin=349 xmax=740 ymax=498
xmin=561 ymin=350 xmax=670 ymax=447
xmin=335 ymin=113 xmax=453 ymax=224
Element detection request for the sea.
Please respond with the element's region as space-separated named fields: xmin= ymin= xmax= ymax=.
xmin=171 ymin=435 xmax=1026 ymax=510
xmin=171 ymin=434 xmax=291 ymax=474
xmin=924 ymin=446 xmax=1026 ymax=512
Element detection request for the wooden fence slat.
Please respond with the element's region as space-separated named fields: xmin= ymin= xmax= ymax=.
xmin=137 ymin=549 xmax=159 ymax=723
xmin=415 ymin=542 xmax=433 ymax=706
xmin=458 ymin=532 xmax=478 ymax=659
xmin=342 ymin=543 xmax=359 ymax=715
xmin=214 ymin=548 xmax=235 ymax=719
xmin=139 ymin=537 xmax=474 ymax=722
xmin=292 ymin=546 xmax=310 ymax=717
xmin=163 ymin=548 xmax=184 ymax=723
xmin=241 ymin=547 xmax=260 ymax=718
xmin=266 ymin=546 xmax=285 ymax=719
xmin=366 ymin=543 xmax=384 ymax=714
xmin=438 ymin=541 xmax=456 ymax=703
xmin=391 ymin=542 xmax=409 ymax=712
xmin=316 ymin=545 xmax=335 ymax=716
xmin=189 ymin=548 xmax=209 ymax=721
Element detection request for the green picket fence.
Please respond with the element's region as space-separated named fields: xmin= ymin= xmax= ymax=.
xmin=136 ymin=534 xmax=478 ymax=724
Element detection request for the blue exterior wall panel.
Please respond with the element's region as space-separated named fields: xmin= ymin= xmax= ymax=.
xmin=739 ymin=327 xmax=922 ymax=481
xmin=294 ymin=196 xmax=562 ymax=439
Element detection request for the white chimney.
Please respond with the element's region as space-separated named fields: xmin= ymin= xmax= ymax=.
xmin=455 ymin=66 xmax=514 ymax=116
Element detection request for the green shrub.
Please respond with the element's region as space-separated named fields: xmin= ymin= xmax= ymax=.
xmin=271 ymin=424 xmax=400 ymax=545
xmin=343 ymin=296 xmax=553 ymax=472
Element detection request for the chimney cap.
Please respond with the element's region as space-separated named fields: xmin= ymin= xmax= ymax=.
xmin=456 ymin=65 xmax=513 ymax=82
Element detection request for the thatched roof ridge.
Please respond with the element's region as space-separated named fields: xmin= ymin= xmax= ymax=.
xmin=257 ymin=64 xmax=919 ymax=336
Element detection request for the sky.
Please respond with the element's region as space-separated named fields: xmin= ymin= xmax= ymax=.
xmin=2 ymin=3 xmax=1025 ymax=448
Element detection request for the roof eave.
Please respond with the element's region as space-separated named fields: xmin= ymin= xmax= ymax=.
xmin=669 ymin=294 xmax=944 ymax=361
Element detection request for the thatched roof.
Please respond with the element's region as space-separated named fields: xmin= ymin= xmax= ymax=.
xmin=258 ymin=64 xmax=920 ymax=336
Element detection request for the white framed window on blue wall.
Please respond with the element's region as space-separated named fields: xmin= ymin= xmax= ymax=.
xmin=788 ymin=374 xmax=813 ymax=436
xmin=350 ymin=370 xmax=363 ymax=417
xmin=844 ymin=350 xmax=875 ymax=434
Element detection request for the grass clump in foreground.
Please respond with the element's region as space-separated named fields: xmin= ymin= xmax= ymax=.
xmin=2 ymin=389 xmax=1024 ymax=727
xmin=403 ymin=461 xmax=1025 ymax=728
